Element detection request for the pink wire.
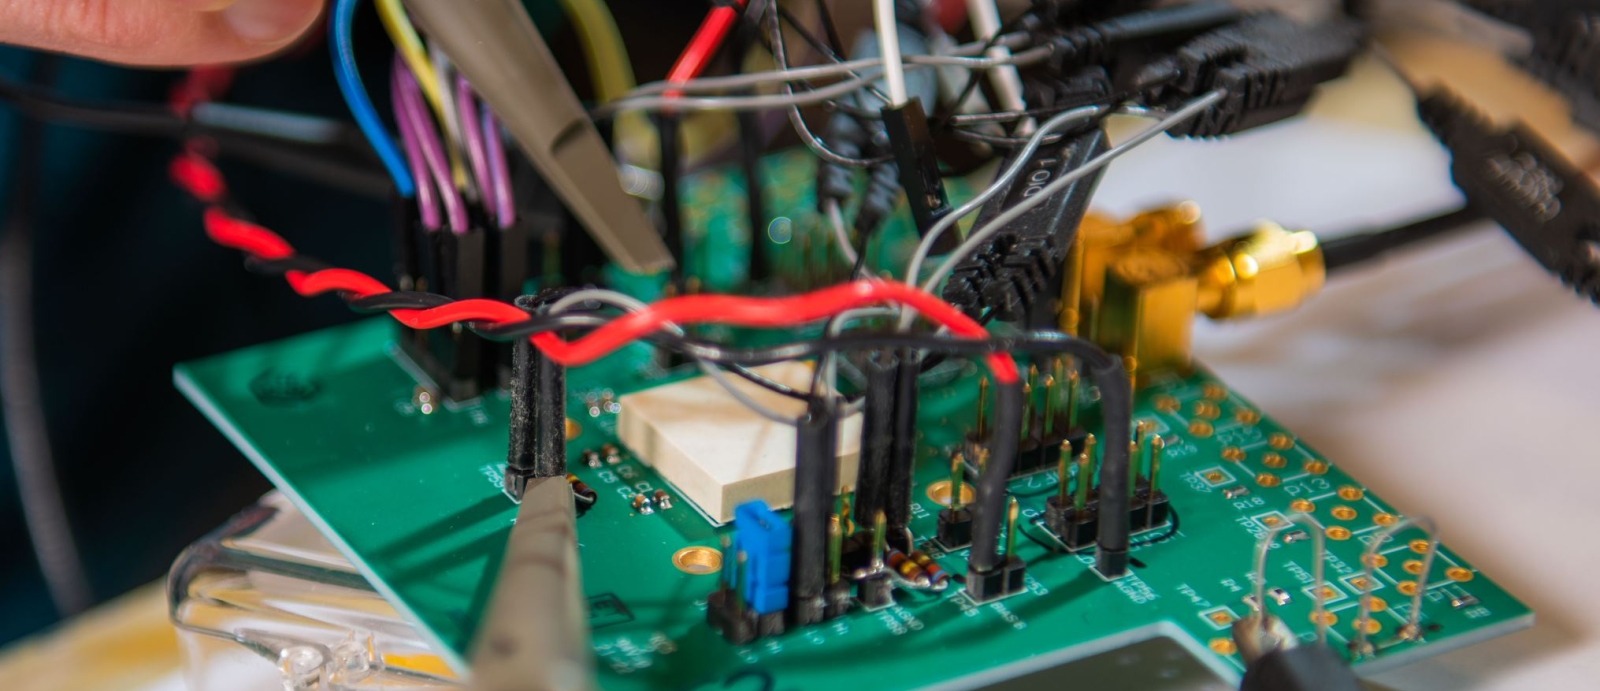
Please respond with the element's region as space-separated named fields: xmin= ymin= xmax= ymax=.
xmin=483 ymin=108 xmax=514 ymax=228
xmin=394 ymin=56 xmax=467 ymax=234
xmin=454 ymin=74 xmax=493 ymax=212
xmin=392 ymin=68 xmax=439 ymax=230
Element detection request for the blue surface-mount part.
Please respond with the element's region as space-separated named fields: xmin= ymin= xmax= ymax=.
xmin=733 ymin=501 xmax=791 ymax=615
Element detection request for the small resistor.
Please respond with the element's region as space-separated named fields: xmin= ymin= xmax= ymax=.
xmin=887 ymin=550 xmax=930 ymax=587
xmin=601 ymin=443 xmax=622 ymax=465
xmin=631 ymin=493 xmax=655 ymax=515
xmin=908 ymin=550 xmax=949 ymax=588
xmin=582 ymin=449 xmax=602 ymax=468
xmin=566 ymin=473 xmax=597 ymax=505
xmin=653 ymin=490 xmax=673 ymax=510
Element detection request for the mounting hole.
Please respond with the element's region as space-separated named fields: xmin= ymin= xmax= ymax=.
xmin=926 ymin=480 xmax=976 ymax=507
xmin=673 ymin=546 xmax=723 ymax=575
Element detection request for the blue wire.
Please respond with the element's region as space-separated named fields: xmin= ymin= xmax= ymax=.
xmin=331 ymin=0 xmax=415 ymax=197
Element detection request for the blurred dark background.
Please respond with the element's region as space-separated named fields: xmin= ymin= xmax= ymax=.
xmin=0 ymin=0 xmax=707 ymax=646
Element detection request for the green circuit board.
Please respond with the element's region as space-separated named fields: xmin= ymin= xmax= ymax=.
xmin=175 ymin=151 xmax=1529 ymax=688
xmin=175 ymin=318 xmax=1530 ymax=689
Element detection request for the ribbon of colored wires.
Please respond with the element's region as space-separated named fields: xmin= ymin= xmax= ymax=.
xmin=483 ymin=108 xmax=514 ymax=228
xmin=455 ymin=75 xmax=492 ymax=208
xmin=394 ymin=70 xmax=441 ymax=229
xmin=331 ymin=0 xmax=415 ymax=197
xmin=394 ymin=57 xmax=467 ymax=233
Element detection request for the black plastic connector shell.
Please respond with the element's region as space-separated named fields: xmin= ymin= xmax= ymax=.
xmin=1046 ymin=0 xmax=1243 ymax=82
xmin=504 ymin=293 xmax=567 ymax=497
xmin=964 ymin=555 xmax=1027 ymax=603
xmin=1420 ymin=88 xmax=1600 ymax=303
xmin=1460 ymin=2 xmax=1600 ymax=133
xmin=941 ymin=128 xmax=1109 ymax=325
xmin=882 ymin=100 xmax=953 ymax=247
xmin=1140 ymin=13 xmax=1366 ymax=137
xmin=790 ymin=400 xmax=840 ymax=626
xmin=884 ymin=353 xmax=920 ymax=550
xmin=855 ymin=354 xmax=897 ymax=529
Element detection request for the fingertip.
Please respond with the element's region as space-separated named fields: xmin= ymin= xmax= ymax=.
xmin=221 ymin=0 xmax=323 ymax=47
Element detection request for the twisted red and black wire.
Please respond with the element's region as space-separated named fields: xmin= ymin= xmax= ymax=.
xmin=173 ymin=150 xmax=1020 ymax=381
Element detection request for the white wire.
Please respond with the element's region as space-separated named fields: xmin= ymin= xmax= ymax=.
xmin=619 ymin=46 xmax=1053 ymax=99
xmin=547 ymin=289 xmax=801 ymax=425
xmin=965 ymin=0 xmax=1030 ymax=132
xmin=824 ymin=199 xmax=858 ymax=266
xmin=899 ymin=104 xmax=1106 ymax=329
xmin=591 ymin=73 xmax=882 ymax=117
xmin=915 ymin=91 xmax=1227 ymax=303
xmin=874 ymin=0 xmax=909 ymax=106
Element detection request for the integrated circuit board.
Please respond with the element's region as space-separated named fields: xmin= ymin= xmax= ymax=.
xmin=175 ymin=316 xmax=1530 ymax=689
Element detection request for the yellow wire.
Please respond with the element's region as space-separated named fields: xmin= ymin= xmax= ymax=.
xmin=376 ymin=0 xmax=448 ymax=121
xmin=555 ymin=0 xmax=635 ymax=102
xmin=376 ymin=0 xmax=468 ymax=188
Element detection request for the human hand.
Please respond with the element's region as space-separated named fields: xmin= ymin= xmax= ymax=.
xmin=0 ymin=0 xmax=326 ymax=66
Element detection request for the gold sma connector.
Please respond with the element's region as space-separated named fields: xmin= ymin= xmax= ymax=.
xmin=1061 ymin=204 xmax=1326 ymax=387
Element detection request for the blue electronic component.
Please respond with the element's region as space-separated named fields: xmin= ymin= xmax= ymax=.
xmin=733 ymin=501 xmax=792 ymax=615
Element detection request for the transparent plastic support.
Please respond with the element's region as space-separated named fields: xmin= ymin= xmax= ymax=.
xmin=167 ymin=492 xmax=463 ymax=690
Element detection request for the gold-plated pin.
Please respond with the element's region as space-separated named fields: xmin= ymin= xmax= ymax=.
xmin=950 ymin=453 xmax=966 ymax=511
xmin=1005 ymin=496 xmax=1021 ymax=558
xmin=1076 ymin=433 xmax=1098 ymax=512
xmin=1075 ymin=446 xmax=1095 ymax=513
xmin=1042 ymin=374 xmax=1057 ymax=436
xmin=1021 ymin=379 xmax=1034 ymax=439
xmin=976 ymin=377 xmax=990 ymax=439
xmin=1065 ymin=369 xmax=1081 ymax=432
xmin=1057 ymin=440 xmax=1073 ymax=506
xmin=1052 ymin=358 xmax=1068 ymax=429
xmin=1129 ymin=440 xmax=1141 ymax=499
xmin=1147 ymin=436 xmax=1165 ymax=526
xmin=827 ymin=516 xmax=843 ymax=585
xmin=871 ymin=510 xmax=889 ymax=573
xmin=1149 ymin=436 xmax=1165 ymax=495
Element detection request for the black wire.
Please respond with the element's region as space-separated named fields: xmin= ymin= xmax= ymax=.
xmin=1320 ymin=206 xmax=1488 ymax=273
xmin=932 ymin=11 xmax=1035 ymax=135
xmin=773 ymin=4 xmax=892 ymax=106
xmin=239 ymin=243 xmax=1134 ymax=565
xmin=1 ymin=55 xmax=94 ymax=616
xmin=765 ymin=3 xmax=892 ymax=167
xmin=812 ymin=0 xmax=847 ymax=57
xmin=1022 ymin=508 xmax=1182 ymax=557
xmin=655 ymin=112 xmax=686 ymax=290
xmin=0 ymin=74 xmax=391 ymax=197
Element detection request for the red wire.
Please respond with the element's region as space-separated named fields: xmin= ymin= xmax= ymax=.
xmin=195 ymin=200 xmax=1017 ymax=380
xmin=664 ymin=0 xmax=748 ymax=98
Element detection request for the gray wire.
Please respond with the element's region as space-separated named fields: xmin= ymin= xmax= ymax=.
xmin=917 ymin=91 xmax=1227 ymax=298
xmin=547 ymin=289 xmax=801 ymax=425
xmin=900 ymin=104 xmax=1107 ymax=328
xmin=767 ymin=1 xmax=891 ymax=168
xmin=591 ymin=73 xmax=883 ymax=118
xmin=824 ymin=199 xmax=858 ymax=266
xmin=619 ymin=35 xmax=1048 ymax=101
